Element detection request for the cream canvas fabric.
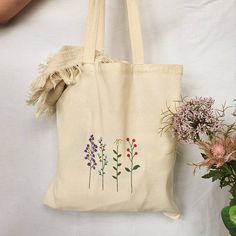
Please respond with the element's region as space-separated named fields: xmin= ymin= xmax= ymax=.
xmin=27 ymin=0 xmax=183 ymax=219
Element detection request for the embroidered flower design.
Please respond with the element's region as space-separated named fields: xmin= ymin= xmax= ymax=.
xmin=125 ymin=138 xmax=140 ymax=193
xmin=112 ymin=139 xmax=123 ymax=192
xmin=84 ymin=134 xmax=98 ymax=189
xmin=97 ymin=137 xmax=108 ymax=190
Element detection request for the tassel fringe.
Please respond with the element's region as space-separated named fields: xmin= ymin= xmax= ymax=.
xmin=26 ymin=47 xmax=113 ymax=117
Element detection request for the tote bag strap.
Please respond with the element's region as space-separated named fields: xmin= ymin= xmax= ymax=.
xmin=83 ymin=0 xmax=104 ymax=63
xmin=83 ymin=0 xmax=144 ymax=64
xmin=84 ymin=0 xmax=105 ymax=52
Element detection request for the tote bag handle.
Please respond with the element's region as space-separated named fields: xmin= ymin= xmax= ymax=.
xmin=84 ymin=0 xmax=105 ymax=53
xmin=83 ymin=0 xmax=144 ymax=64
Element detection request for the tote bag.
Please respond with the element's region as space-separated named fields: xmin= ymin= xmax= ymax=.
xmin=27 ymin=0 xmax=183 ymax=219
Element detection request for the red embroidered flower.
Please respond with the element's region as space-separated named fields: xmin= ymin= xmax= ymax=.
xmin=125 ymin=137 xmax=141 ymax=193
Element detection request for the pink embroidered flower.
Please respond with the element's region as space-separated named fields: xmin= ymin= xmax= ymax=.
xmin=211 ymin=143 xmax=225 ymax=158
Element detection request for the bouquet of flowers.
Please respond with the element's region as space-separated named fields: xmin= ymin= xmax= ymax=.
xmin=161 ymin=97 xmax=236 ymax=236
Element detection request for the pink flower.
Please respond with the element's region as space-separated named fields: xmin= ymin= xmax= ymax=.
xmin=168 ymin=97 xmax=221 ymax=143
xmin=211 ymin=143 xmax=225 ymax=158
xmin=232 ymin=135 xmax=236 ymax=142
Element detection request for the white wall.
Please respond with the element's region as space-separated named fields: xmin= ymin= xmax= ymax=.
xmin=0 ymin=0 xmax=235 ymax=235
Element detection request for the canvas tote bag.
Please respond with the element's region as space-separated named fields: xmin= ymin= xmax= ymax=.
xmin=27 ymin=0 xmax=183 ymax=219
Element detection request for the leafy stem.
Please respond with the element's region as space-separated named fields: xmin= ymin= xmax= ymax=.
xmin=125 ymin=138 xmax=140 ymax=193
xmin=112 ymin=139 xmax=122 ymax=192
xmin=98 ymin=137 xmax=108 ymax=191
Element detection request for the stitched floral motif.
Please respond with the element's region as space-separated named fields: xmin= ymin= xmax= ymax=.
xmin=83 ymin=135 xmax=141 ymax=193
xmin=112 ymin=139 xmax=123 ymax=192
xmin=97 ymin=137 xmax=108 ymax=191
xmin=84 ymin=134 xmax=98 ymax=189
xmin=125 ymin=138 xmax=141 ymax=193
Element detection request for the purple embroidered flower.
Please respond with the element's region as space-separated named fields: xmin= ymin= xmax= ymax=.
xmin=84 ymin=134 xmax=98 ymax=189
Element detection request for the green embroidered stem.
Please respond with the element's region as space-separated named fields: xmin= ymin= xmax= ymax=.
xmin=125 ymin=138 xmax=140 ymax=194
xmin=130 ymin=158 xmax=133 ymax=193
xmin=101 ymin=148 xmax=105 ymax=190
xmin=98 ymin=137 xmax=108 ymax=191
xmin=112 ymin=139 xmax=122 ymax=192
xmin=88 ymin=165 xmax=92 ymax=189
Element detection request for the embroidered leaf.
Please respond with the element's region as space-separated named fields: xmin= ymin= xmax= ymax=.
xmin=112 ymin=175 xmax=117 ymax=179
xmin=113 ymin=139 xmax=123 ymax=192
xmin=132 ymin=165 xmax=140 ymax=171
xmin=125 ymin=167 xmax=131 ymax=172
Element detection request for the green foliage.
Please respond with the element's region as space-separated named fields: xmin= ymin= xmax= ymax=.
xmin=222 ymin=205 xmax=236 ymax=236
xmin=202 ymin=163 xmax=236 ymax=193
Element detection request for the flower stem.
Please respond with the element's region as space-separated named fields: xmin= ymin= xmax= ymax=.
xmin=101 ymin=148 xmax=104 ymax=191
xmin=130 ymin=159 xmax=133 ymax=193
xmin=89 ymin=166 xmax=92 ymax=189
xmin=130 ymin=141 xmax=134 ymax=193
xmin=116 ymin=145 xmax=119 ymax=192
